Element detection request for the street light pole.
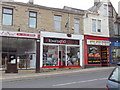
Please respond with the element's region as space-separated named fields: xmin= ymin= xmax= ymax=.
xmin=36 ymin=39 xmax=40 ymax=73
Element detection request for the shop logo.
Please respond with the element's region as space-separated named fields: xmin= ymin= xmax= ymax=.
xmin=17 ymin=33 xmax=36 ymax=37
xmin=87 ymin=39 xmax=110 ymax=46
xmin=0 ymin=31 xmax=16 ymax=36
xmin=44 ymin=37 xmax=79 ymax=45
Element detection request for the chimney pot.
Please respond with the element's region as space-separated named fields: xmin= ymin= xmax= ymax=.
xmin=94 ymin=0 xmax=100 ymax=5
xmin=28 ymin=0 xmax=34 ymax=4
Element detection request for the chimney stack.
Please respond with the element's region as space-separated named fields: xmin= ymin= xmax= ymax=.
xmin=94 ymin=0 xmax=100 ymax=5
xmin=28 ymin=0 xmax=34 ymax=4
xmin=118 ymin=1 xmax=120 ymax=17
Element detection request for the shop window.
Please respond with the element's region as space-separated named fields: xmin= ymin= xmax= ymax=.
xmin=54 ymin=15 xmax=61 ymax=31
xmin=43 ymin=45 xmax=58 ymax=66
xmin=101 ymin=47 xmax=109 ymax=64
xmin=112 ymin=47 xmax=120 ymax=63
xmin=67 ymin=46 xmax=80 ymax=66
xmin=1 ymin=37 xmax=36 ymax=69
xmin=2 ymin=8 xmax=13 ymax=26
xmin=74 ymin=19 xmax=80 ymax=33
xmin=88 ymin=46 xmax=101 ymax=64
xmin=29 ymin=11 xmax=37 ymax=28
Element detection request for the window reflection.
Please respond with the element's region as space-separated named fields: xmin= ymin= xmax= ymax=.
xmin=2 ymin=8 xmax=13 ymax=26
xmin=1 ymin=37 xmax=36 ymax=69
xmin=67 ymin=46 xmax=80 ymax=66
xmin=112 ymin=47 xmax=120 ymax=63
xmin=43 ymin=45 xmax=58 ymax=66
xmin=29 ymin=12 xmax=37 ymax=28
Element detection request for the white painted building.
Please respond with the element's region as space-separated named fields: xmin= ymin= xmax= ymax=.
xmin=84 ymin=0 xmax=110 ymax=37
xmin=83 ymin=0 xmax=112 ymax=67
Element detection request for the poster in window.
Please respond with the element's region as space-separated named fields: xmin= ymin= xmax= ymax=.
xmin=88 ymin=46 xmax=101 ymax=64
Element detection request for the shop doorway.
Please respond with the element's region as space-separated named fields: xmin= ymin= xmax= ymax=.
xmin=59 ymin=45 xmax=66 ymax=67
xmin=101 ymin=47 xmax=109 ymax=65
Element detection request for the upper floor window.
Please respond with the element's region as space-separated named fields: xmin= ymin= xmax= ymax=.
xmin=114 ymin=23 xmax=119 ymax=35
xmin=97 ymin=20 xmax=101 ymax=32
xmin=92 ymin=19 xmax=96 ymax=32
xmin=29 ymin=12 xmax=37 ymax=28
xmin=103 ymin=5 xmax=108 ymax=16
xmin=92 ymin=19 xmax=101 ymax=33
xmin=119 ymin=24 xmax=120 ymax=35
xmin=54 ymin=15 xmax=61 ymax=31
xmin=108 ymin=6 xmax=113 ymax=17
xmin=74 ymin=19 xmax=80 ymax=33
xmin=2 ymin=8 xmax=13 ymax=26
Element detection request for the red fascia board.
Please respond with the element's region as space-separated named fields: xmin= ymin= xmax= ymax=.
xmin=84 ymin=35 xmax=109 ymax=40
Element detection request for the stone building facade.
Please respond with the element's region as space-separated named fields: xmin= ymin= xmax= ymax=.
xmin=109 ymin=1 xmax=120 ymax=64
xmin=0 ymin=0 xmax=84 ymax=70
xmin=1 ymin=1 xmax=84 ymax=34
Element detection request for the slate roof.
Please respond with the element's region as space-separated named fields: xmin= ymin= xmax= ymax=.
xmin=2 ymin=1 xmax=85 ymax=15
xmin=88 ymin=2 xmax=103 ymax=13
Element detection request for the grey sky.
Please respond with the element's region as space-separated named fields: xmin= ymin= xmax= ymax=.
xmin=14 ymin=0 xmax=119 ymax=12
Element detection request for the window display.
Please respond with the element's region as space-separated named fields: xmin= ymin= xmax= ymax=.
xmin=43 ymin=45 xmax=80 ymax=67
xmin=88 ymin=46 xmax=101 ymax=64
xmin=112 ymin=47 xmax=120 ymax=63
xmin=1 ymin=37 xmax=36 ymax=69
xmin=101 ymin=47 xmax=109 ymax=64
xmin=43 ymin=45 xmax=58 ymax=66
xmin=67 ymin=46 xmax=80 ymax=66
xmin=43 ymin=37 xmax=81 ymax=67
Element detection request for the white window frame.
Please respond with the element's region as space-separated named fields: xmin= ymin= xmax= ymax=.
xmin=114 ymin=23 xmax=119 ymax=35
xmin=103 ymin=5 xmax=108 ymax=16
xmin=29 ymin=11 xmax=37 ymax=28
xmin=97 ymin=20 xmax=101 ymax=32
xmin=74 ymin=19 xmax=80 ymax=33
xmin=92 ymin=19 xmax=101 ymax=33
xmin=54 ymin=15 xmax=62 ymax=31
xmin=2 ymin=8 xmax=13 ymax=26
xmin=92 ymin=19 xmax=97 ymax=32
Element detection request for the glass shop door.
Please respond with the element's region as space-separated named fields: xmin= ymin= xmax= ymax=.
xmin=59 ymin=45 xmax=66 ymax=67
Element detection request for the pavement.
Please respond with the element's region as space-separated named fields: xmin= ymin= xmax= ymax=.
xmin=1 ymin=66 xmax=115 ymax=81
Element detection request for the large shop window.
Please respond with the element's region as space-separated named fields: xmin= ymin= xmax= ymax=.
xmin=88 ymin=46 xmax=101 ymax=64
xmin=67 ymin=46 xmax=80 ymax=66
xmin=112 ymin=47 xmax=120 ymax=63
xmin=1 ymin=37 xmax=36 ymax=70
xmin=43 ymin=45 xmax=59 ymax=66
xmin=88 ymin=46 xmax=109 ymax=64
xmin=43 ymin=45 xmax=80 ymax=67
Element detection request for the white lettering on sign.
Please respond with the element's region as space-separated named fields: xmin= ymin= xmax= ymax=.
xmin=87 ymin=39 xmax=110 ymax=46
